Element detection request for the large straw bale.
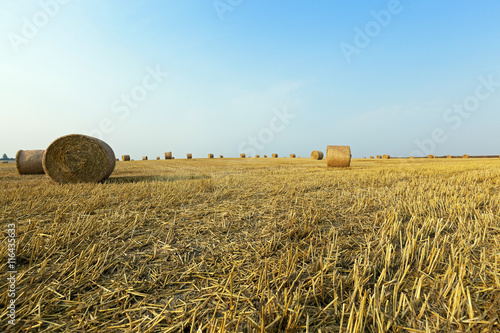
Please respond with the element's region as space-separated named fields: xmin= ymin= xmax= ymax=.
xmin=326 ymin=145 xmax=351 ymax=168
xmin=42 ymin=134 xmax=115 ymax=184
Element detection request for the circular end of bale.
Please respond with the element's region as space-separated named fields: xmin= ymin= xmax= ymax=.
xmin=326 ymin=145 xmax=351 ymax=168
xmin=16 ymin=150 xmax=45 ymax=175
xmin=208 ymin=154 xmax=214 ymax=158
xmin=122 ymin=155 xmax=130 ymax=161
xmin=272 ymin=153 xmax=278 ymax=158
xmin=290 ymin=154 xmax=296 ymax=158
xmin=382 ymin=154 xmax=390 ymax=159
xmin=42 ymin=134 xmax=115 ymax=184
xmin=311 ymin=150 xmax=324 ymax=160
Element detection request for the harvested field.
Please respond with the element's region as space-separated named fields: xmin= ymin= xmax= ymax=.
xmin=1 ymin=158 xmax=500 ymax=332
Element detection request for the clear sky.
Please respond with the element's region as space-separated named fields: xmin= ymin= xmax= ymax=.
xmin=1 ymin=1 xmax=500 ymax=159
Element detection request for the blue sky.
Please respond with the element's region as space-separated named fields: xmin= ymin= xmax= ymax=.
xmin=1 ymin=1 xmax=500 ymax=159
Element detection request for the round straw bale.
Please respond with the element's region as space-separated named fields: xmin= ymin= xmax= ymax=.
xmin=383 ymin=154 xmax=390 ymax=159
xmin=326 ymin=145 xmax=351 ymax=168
xmin=42 ymin=134 xmax=115 ymax=184
xmin=255 ymin=155 xmax=260 ymax=158
xmin=263 ymin=155 xmax=267 ymax=158
xmin=122 ymin=155 xmax=130 ymax=161
xmin=142 ymin=156 xmax=148 ymax=160
xmin=447 ymin=155 xmax=452 ymax=159
xmin=16 ymin=150 xmax=45 ymax=175
xmin=272 ymin=153 xmax=278 ymax=158
xmin=156 ymin=156 xmax=160 ymax=160
xmin=240 ymin=154 xmax=246 ymax=158
xmin=208 ymin=154 xmax=214 ymax=159
xmin=427 ymin=155 xmax=435 ymax=159
xmin=219 ymin=155 xmax=223 ymax=158
xmin=376 ymin=155 xmax=382 ymax=159
xmin=409 ymin=156 xmax=414 ymax=159
xmin=165 ymin=152 xmax=172 ymax=159
xmin=290 ymin=154 xmax=296 ymax=158
xmin=187 ymin=154 xmax=192 ymax=159
xmin=311 ymin=150 xmax=324 ymax=160
xmin=463 ymin=154 xmax=469 ymax=159
xmin=370 ymin=156 xmax=374 ymax=159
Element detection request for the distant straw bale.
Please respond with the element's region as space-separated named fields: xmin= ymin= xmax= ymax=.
xmin=463 ymin=154 xmax=469 ymax=159
xmin=272 ymin=154 xmax=278 ymax=158
xmin=16 ymin=150 xmax=45 ymax=175
xmin=447 ymin=155 xmax=452 ymax=159
xmin=42 ymin=134 xmax=115 ymax=184
xmin=240 ymin=154 xmax=246 ymax=158
xmin=156 ymin=156 xmax=160 ymax=160
xmin=427 ymin=155 xmax=435 ymax=159
xmin=376 ymin=155 xmax=382 ymax=159
xmin=290 ymin=154 xmax=296 ymax=158
xmin=311 ymin=150 xmax=324 ymax=160
xmin=383 ymin=154 xmax=390 ymax=159
xmin=370 ymin=156 xmax=374 ymax=159
xmin=208 ymin=154 xmax=214 ymax=159
xmin=255 ymin=155 xmax=260 ymax=158
xmin=326 ymin=146 xmax=351 ymax=168
xmin=142 ymin=156 xmax=148 ymax=160
xmin=165 ymin=152 xmax=172 ymax=159
xmin=219 ymin=155 xmax=223 ymax=158
xmin=122 ymin=155 xmax=130 ymax=161
xmin=187 ymin=154 xmax=192 ymax=159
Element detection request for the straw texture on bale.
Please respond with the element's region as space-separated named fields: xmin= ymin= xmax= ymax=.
xmin=240 ymin=154 xmax=246 ymax=158
xmin=326 ymin=145 xmax=351 ymax=168
xmin=208 ymin=154 xmax=214 ymax=159
xmin=142 ymin=156 xmax=148 ymax=161
xmin=15 ymin=150 xmax=45 ymax=175
xmin=272 ymin=154 xmax=278 ymax=158
xmin=290 ymin=154 xmax=296 ymax=158
xmin=122 ymin=155 xmax=130 ymax=161
xmin=42 ymin=134 xmax=115 ymax=184
xmin=187 ymin=154 xmax=192 ymax=159
xmin=311 ymin=150 xmax=324 ymax=160
xmin=383 ymin=154 xmax=390 ymax=159
xmin=165 ymin=152 xmax=172 ymax=159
